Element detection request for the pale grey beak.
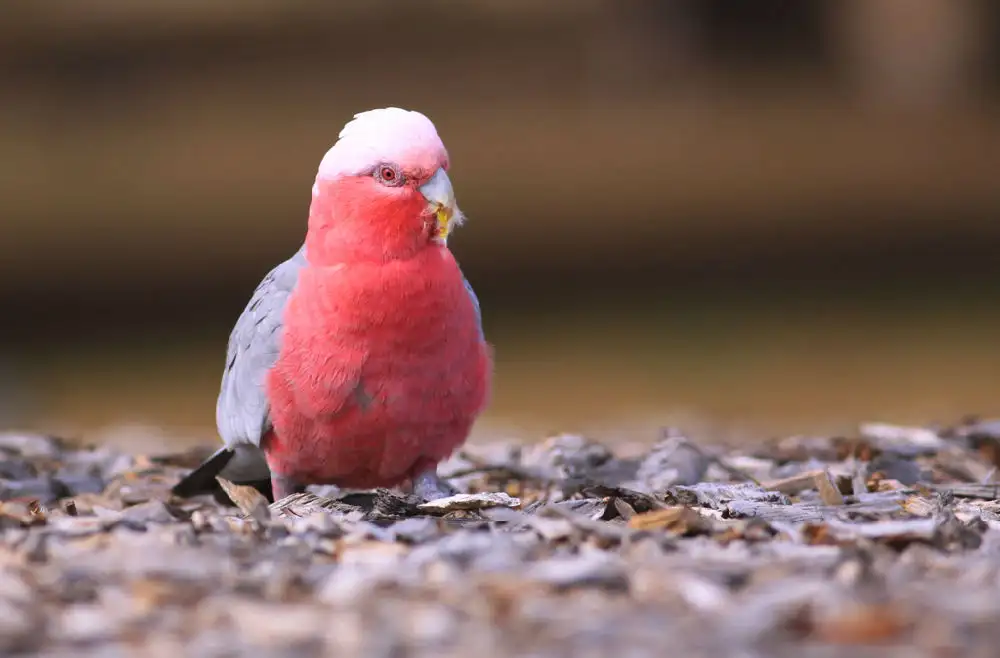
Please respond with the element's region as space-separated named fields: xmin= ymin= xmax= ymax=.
xmin=418 ymin=168 xmax=461 ymax=244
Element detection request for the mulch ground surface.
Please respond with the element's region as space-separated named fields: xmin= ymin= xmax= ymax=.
xmin=4 ymin=418 xmax=1000 ymax=657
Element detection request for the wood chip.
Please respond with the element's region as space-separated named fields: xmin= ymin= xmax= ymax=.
xmin=860 ymin=423 xmax=947 ymax=455
xmin=926 ymin=483 xmax=1000 ymax=500
xmin=216 ymin=477 xmax=270 ymax=522
xmin=416 ymin=492 xmax=521 ymax=513
xmin=728 ymin=500 xmax=826 ymax=524
xmin=824 ymin=518 xmax=939 ymax=542
xmin=269 ymin=492 xmax=360 ymax=519
xmin=627 ymin=506 xmax=709 ymax=535
xmin=763 ymin=470 xmax=825 ymax=496
xmin=673 ymin=483 xmax=788 ymax=510
xmin=815 ymin=469 xmax=845 ymax=506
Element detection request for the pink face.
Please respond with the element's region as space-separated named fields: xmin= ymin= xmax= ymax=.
xmin=363 ymin=154 xmax=449 ymax=190
xmin=306 ymin=108 xmax=462 ymax=263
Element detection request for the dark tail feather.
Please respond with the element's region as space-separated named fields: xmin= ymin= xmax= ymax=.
xmin=171 ymin=447 xmax=275 ymax=505
xmin=171 ymin=447 xmax=235 ymax=498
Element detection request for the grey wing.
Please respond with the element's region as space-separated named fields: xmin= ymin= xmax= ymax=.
xmin=461 ymin=272 xmax=485 ymax=340
xmin=216 ymin=245 xmax=307 ymax=449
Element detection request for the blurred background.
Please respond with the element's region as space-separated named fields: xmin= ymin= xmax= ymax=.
xmin=2 ymin=0 xmax=999 ymax=448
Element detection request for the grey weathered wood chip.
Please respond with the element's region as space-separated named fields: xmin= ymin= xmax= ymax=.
xmin=416 ymin=492 xmax=521 ymax=513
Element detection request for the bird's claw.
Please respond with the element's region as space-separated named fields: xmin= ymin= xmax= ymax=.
xmin=412 ymin=470 xmax=457 ymax=501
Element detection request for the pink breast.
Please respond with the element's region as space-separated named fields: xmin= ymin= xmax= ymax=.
xmin=263 ymin=251 xmax=491 ymax=488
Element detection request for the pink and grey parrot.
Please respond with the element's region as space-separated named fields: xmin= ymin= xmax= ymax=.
xmin=172 ymin=107 xmax=492 ymax=502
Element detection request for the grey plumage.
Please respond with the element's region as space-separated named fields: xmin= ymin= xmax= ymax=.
xmin=216 ymin=245 xmax=307 ymax=451
xmin=462 ymin=276 xmax=483 ymax=341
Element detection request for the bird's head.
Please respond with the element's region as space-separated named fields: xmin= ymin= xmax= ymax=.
xmin=306 ymin=107 xmax=464 ymax=264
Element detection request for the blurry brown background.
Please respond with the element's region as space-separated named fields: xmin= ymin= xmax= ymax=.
xmin=1 ymin=0 xmax=999 ymax=446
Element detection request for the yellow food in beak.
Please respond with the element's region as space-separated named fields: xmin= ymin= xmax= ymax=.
xmin=419 ymin=168 xmax=459 ymax=245
xmin=435 ymin=205 xmax=452 ymax=242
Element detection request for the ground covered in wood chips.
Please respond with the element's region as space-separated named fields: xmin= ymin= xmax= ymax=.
xmin=5 ymin=419 xmax=1000 ymax=656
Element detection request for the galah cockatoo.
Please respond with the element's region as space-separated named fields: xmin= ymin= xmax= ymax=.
xmin=172 ymin=107 xmax=492 ymax=502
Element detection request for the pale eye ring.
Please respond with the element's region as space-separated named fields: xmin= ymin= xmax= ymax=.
xmin=374 ymin=163 xmax=404 ymax=187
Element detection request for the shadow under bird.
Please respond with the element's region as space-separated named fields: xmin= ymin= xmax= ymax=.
xmin=171 ymin=107 xmax=493 ymax=503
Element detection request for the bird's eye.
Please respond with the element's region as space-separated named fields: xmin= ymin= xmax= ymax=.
xmin=374 ymin=163 xmax=404 ymax=187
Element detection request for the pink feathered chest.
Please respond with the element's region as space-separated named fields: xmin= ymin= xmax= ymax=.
xmin=262 ymin=248 xmax=491 ymax=488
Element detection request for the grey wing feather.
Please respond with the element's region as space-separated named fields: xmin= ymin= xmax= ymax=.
xmin=216 ymin=245 xmax=307 ymax=449
xmin=461 ymin=272 xmax=484 ymax=340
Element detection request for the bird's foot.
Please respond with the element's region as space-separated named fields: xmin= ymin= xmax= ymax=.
xmin=411 ymin=470 xmax=457 ymax=502
xmin=270 ymin=473 xmax=306 ymax=502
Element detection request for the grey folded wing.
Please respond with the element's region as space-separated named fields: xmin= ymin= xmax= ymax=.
xmin=461 ymin=272 xmax=484 ymax=341
xmin=216 ymin=245 xmax=307 ymax=454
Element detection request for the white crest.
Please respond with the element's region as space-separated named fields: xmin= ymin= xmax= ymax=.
xmin=315 ymin=107 xmax=445 ymax=183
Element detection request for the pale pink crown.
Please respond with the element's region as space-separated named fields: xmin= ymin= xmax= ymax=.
xmin=315 ymin=107 xmax=447 ymax=183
